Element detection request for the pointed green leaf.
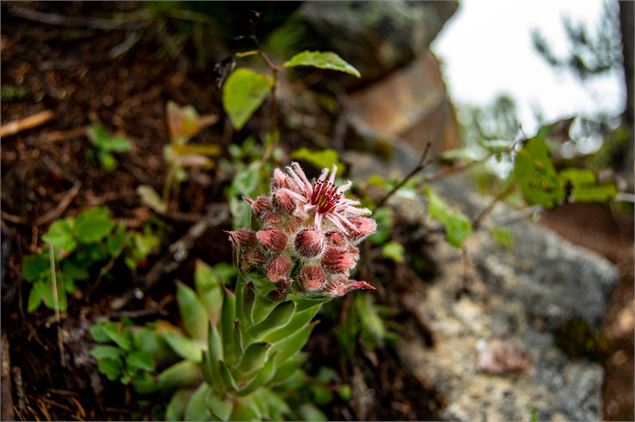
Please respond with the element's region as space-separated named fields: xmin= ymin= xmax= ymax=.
xmin=166 ymin=389 xmax=195 ymax=421
xmin=284 ymin=51 xmax=360 ymax=78
xmin=247 ymin=300 xmax=295 ymax=340
xmin=96 ymin=357 xmax=123 ymax=381
xmin=137 ymin=184 xmax=168 ymax=214
xmin=274 ymin=321 xmax=318 ymax=364
xmin=299 ymin=403 xmax=328 ymax=421
xmin=269 ymin=355 xmax=304 ymax=386
xmin=184 ymin=383 xmax=212 ymax=421
xmin=235 ymin=353 xmax=277 ymax=397
xmin=221 ymin=288 xmax=237 ymax=363
xmin=161 ymin=331 xmax=206 ymax=362
xmin=263 ymin=304 xmax=321 ymax=344
xmin=237 ymin=342 xmax=271 ymax=375
xmin=100 ymin=321 xmax=133 ymax=351
xmin=158 ymin=361 xmax=202 ymax=391
xmin=206 ymin=392 xmax=234 ymax=421
xmin=231 ymin=396 xmax=261 ymax=421
xmin=222 ymin=68 xmax=273 ymax=130
xmin=132 ymin=327 xmax=176 ymax=362
xmin=177 ymin=282 xmax=209 ymax=340
xmin=259 ymin=388 xmax=290 ymax=419
xmin=219 ymin=360 xmax=238 ymax=391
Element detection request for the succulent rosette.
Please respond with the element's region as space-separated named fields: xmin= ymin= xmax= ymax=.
xmin=227 ymin=162 xmax=377 ymax=298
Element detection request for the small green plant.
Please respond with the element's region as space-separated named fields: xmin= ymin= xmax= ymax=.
xmin=22 ymin=207 xmax=160 ymax=312
xmin=86 ymin=124 xmax=133 ymax=172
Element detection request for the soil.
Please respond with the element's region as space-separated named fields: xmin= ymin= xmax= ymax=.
xmin=1 ymin=3 xmax=442 ymax=420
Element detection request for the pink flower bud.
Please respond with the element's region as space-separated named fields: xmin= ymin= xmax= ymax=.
xmin=299 ymin=265 xmax=326 ymax=291
xmin=321 ymin=247 xmax=356 ymax=273
xmin=348 ymin=217 xmax=377 ymax=243
xmin=273 ymin=189 xmax=296 ymax=214
xmin=325 ymin=230 xmax=347 ymax=247
xmin=272 ymin=168 xmax=291 ymax=189
xmin=225 ymin=229 xmax=257 ymax=248
xmin=244 ymin=196 xmax=271 ymax=217
xmin=240 ymin=247 xmax=266 ymax=272
xmin=294 ymin=229 xmax=325 ymax=258
xmin=323 ymin=276 xmax=375 ymax=297
xmin=267 ymin=255 xmax=292 ymax=282
xmin=257 ymin=228 xmax=288 ymax=253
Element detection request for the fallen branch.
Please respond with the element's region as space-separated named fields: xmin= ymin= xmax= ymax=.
xmin=0 ymin=110 xmax=54 ymax=139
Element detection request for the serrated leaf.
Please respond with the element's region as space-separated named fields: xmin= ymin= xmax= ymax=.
xmin=126 ymin=351 xmax=155 ymax=372
xmin=184 ymin=383 xmax=212 ymax=421
xmin=176 ymin=282 xmax=209 ymax=340
xmin=22 ymin=253 xmax=49 ymax=282
xmin=158 ymin=361 xmax=202 ymax=391
xmin=166 ymin=389 xmax=194 ymax=422
xmin=291 ymin=148 xmax=345 ymax=172
xmin=222 ymin=68 xmax=273 ymax=130
xmin=75 ymin=207 xmax=115 ymax=244
xmin=382 ymin=241 xmax=405 ymax=263
xmin=137 ymin=185 xmax=168 ymax=214
xmin=161 ymin=331 xmax=206 ymax=362
xmin=206 ymin=392 xmax=234 ymax=421
xmin=513 ymin=137 xmax=564 ymax=207
xmin=284 ymin=51 xmax=360 ymax=78
xmin=424 ymin=188 xmax=472 ymax=248
xmin=42 ymin=219 xmax=77 ymax=252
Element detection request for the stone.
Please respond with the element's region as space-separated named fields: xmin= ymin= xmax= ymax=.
xmin=295 ymin=0 xmax=458 ymax=82
xmin=345 ymin=141 xmax=620 ymax=420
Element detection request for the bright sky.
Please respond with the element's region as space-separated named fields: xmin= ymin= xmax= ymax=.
xmin=432 ymin=0 xmax=625 ymax=134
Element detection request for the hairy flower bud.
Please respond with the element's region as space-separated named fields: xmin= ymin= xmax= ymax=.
xmin=294 ymin=229 xmax=325 ymax=258
xmin=272 ymin=189 xmax=296 ymax=214
xmin=257 ymin=228 xmax=288 ymax=253
xmin=244 ymin=195 xmax=272 ymax=217
xmin=267 ymin=255 xmax=292 ymax=282
xmin=348 ymin=217 xmax=377 ymax=243
xmin=321 ymin=247 xmax=356 ymax=273
xmin=226 ymin=229 xmax=257 ymax=248
xmin=299 ymin=265 xmax=325 ymax=291
xmin=272 ymin=168 xmax=292 ymax=190
xmin=240 ymin=247 xmax=266 ymax=272
xmin=323 ymin=275 xmax=375 ymax=297
xmin=325 ymin=230 xmax=347 ymax=247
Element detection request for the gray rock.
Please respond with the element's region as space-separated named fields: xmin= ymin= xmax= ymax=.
xmin=345 ymin=142 xmax=619 ymax=420
xmin=296 ymin=1 xmax=458 ymax=82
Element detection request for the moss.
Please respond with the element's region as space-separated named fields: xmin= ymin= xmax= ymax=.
xmin=552 ymin=318 xmax=610 ymax=363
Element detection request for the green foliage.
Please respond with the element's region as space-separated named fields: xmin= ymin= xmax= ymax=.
xmin=488 ymin=226 xmax=515 ymax=250
xmin=87 ymin=124 xmax=133 ymax=172
xmin=559 ymin=168 xmax=617 ymax=202
xmin=291 ymin=148 xmax=345 ymax=172
xmin=1 ymin=85 xmax=29 ymax=102
xmin=513 ymin=137 xmax=565 ymax=207
xmin=283 ymin=51 xmax=361 ymax=78
xmin=367 ymin=207 xmax=394 ymax=245
xmin=382 ymin=241 xmax=405 ymax=264
xmin=22 ymin=207 xmax=159 ymax=312
xmin=424 ymin=188 xmax=473 ymax=248
xmin=222 ymin=68 xmax=273 ymax=130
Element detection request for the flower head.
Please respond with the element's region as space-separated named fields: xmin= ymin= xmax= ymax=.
xmin=229 ymin=162 xmax=377 ymax=298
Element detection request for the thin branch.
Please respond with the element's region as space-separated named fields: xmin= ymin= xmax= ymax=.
xmin=0 ymin=110 xmax=54 ymax=139
xmin=34 ymin=182 xmax=81 ymax=226
xmin=472 ymin=185 xmax=513 ymax=231
xmin=376 ymin=142 xmax=432 ymax=208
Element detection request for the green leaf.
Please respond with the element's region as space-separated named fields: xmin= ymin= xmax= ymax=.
xmin=184 ymin=383 xmax=212 ymax=421
xmin=22 ymin=253 xmax=49 ymax=282
xmin=382 ymin=241 xmax=405 ymax=263
xmin=237 ymin=342 xmax=271 ymax=375
xmin=259 ymin=389 xmax=290 ymax=419
xmin=96 ymin=357 xmax=123 ymax=381
xmin=355 ymin=294 xmax=386 ymax=344
xmin=126 ymin=351 xmax=155 ymax=372
xmin=161 ymin=331 xmax=206 ymax=362
xmin=221 ymin=288 xmax=237 ymax=363
xmin=263 ymin=303 xmax=321 ymax=344
xmin=247 ymin=300 xmax=295 ymax=340
xmin=157 ymin=361 xmax=202 ymax=391
xmin=222 ymin=68 xmax=273 ymax=130
xmin=89 ymin=322 xmax=112 ymax=343
xmin=101 ymin=321 xmax=133 ymax=351
xmin=87 ymin=124 xmax=132 ymax=152
xmin=478 ymin=139 xmax=512 ymax=153
xmin=513 ymin=137 xmax=565 ymax=207
xmin=35 ymin=279 xmax=67 ymax=312
xmin=291 ymin=148 xmax=345 ymax=172
xmin=284 ymin=51 xmax=360 ymax=78
xmin=368 ymin=207 xmax=394 ymax=245
xmin=27 ymin=282 xmax=45 ymax=312
xmin=42 ymin=219 xmax=77 ymax=252
xmin=299 ymin=403 xmax=328 ymax=421
xmin=166 ymin=389 xmax=194 ymax=422
xmin=489 ymin=226 xmax=515 ymax=250
xmin=274 ymin=321 xmax=318 ymax=364
xmin=195 ymin=261 xmax=224 ymax=324
xmin=137 ymin=185 xmax=168 ymax=214
xmin=424 ymin=188 xmax=473 ymax=248
xmin=231 ymin=397 xmax=261 ymax=421
xmin=90 ymin=345 xmax=123 ymax=361
xmin=61 ymin=260 xmax=89 ymax=281
xmin=75 ymin=207 xmax=115 ymax=244
xmin=206 ymin=392 xmax=234 ymax=421
xmin=176 ymin=282 xmax=209 ymax=340
xmin=132 ymin=372 xmax=158 ymax=394
xmin=235 ymin=352 xmax=278 ymax=397
xmin=559 ymin=168 xmax=617 ymax=202
xmin=132 ymin=327 xmax=175 ymax=362
xmin=269 ymin=356 xmax=304 ymax=387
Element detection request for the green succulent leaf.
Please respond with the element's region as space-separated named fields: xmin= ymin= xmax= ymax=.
xmin=269 ymin=356 xmax=304 ymax=387
xmin=166 ymin=389 xmax=194 ymax=422
xmin=157 ymin=361 xmax=202 ymax=391
xmin=424 ymin=188 xmax=473 ymax=248
xmin=237 ymin=342 xmax=271 ymax=375
xmin=132 ymin=327 xmax=175 ymax=362
xmin=231 ymin=396 xmax=262 ymax=421
xmin=132 ymin=372 xmax=159 ymax=394
xmin=247 ymin=300 xmax=295 ymax=340
xmin=274 ymin=321 xmax=318 ymax=364
xmin=221 ymin=288 xmax=237 ymax=363
xmin=161 ymin=331 xmax=206 ymax=362
xmin=263 ymin=303 xmax=321 ymax=344
xmin=206 ymin=392 xmax=234 ymax=421
xmin=284 ymin=51 xmax=361 ymax=78
xmin=235 ymin=352 xmax=278 ymax=397
xmin=222 ymin=68 xmax=273 ymax=130
xmin=176 ymin=282 xmax=210 ymax=340
xmin=184 ymin=383 xmax=212 ymax=421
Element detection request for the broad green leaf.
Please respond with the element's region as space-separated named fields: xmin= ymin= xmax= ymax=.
xmin=27 ymin=282 xmax=45 ymax=312
xmin=75 ymin=207 xmax=115 ymax=244
xmin=132 ymin=328 xmax=175 ymax=361
xmin=222 ymin=68 xmax=273 ymax=130
xmin=101 ymin=321 xmax=133 ymax=351
xmin=424 ymin=188 xmax=473 ymax=248
xmin=125 ymin=351 xmax=155 ymax=372
xmin=382 ymin=241 xmax=405 ymax=263
xmin=166 ymin=389 xmax=194 ymax=422
xmin=37 ymin=279 xmax=67 ymax=312
xmin=207 ymin=392 xmax=234 ymax=421
xmin=90 ymin=345 xmax=123 ymax=361
xmin=161 ymin=331 xmax=206 ymax=362
xmin=137 ymin=185 xmax=168 ymax=214
xmin=42 ymin=219 xmax=77 ymax=252
xmin=291 ymin=148 xmax=345 ymax=172
xmin=132 ymin=372 xmax=158 ymax=394
xmin=89 ymin=322 xmax=112 ymax=343
xmin=96 ymin=357 xmax=123 ymax=381
xmin=559 ymin=168 xmax=617 ymax=202
xmin=176 ymin=282 xmax=209 ymax=340
xmin=513 ymin=137 xmax=564 ymax=207
xmin=284 ymin=51 xmax=360 ymax=78
xmin=158 ymin=361 xmax=202 ymax=391
xmin=22 ymin=253 xmax=49 ymax=282
xmin=184 ymin=383 xmax=212 ymax=421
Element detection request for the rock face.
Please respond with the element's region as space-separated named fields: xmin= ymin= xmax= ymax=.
xmin=296 ymin=1 xmax=458 ymax=82
xmin=345 ymin=143 xmax=620 ymax=421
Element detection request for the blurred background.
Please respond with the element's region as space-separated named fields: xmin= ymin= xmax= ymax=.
xmin=1 ymin=1 xmax=633 ymax=421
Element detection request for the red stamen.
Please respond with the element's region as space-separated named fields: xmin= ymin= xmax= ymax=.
xmin=310 ymin=181 xmax=341 ymax=214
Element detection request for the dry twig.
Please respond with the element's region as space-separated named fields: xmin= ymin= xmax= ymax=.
xmin=0 ymin=110 xmax=54 ymax=138
xmin=376 ymin=142 xmax=432 ymax=208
